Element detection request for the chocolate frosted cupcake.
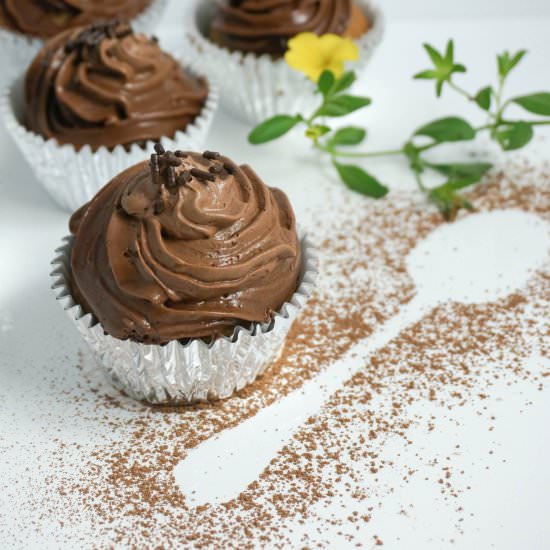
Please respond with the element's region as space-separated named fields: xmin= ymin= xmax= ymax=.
xmin=25 ymin=21 xmax=208 ymax=151
xmin=0 ymin=0 xmax=167 ymax=82
xmin=52 ymin=147 xmax=317 ymax=404
xmin=209 ymin=0 xmax=370 ymax=57
xmin=185 ymin=0 xmax=383 ymax=123
xmin=0 ymin=0 xmax=150 ymax=38
xmin=1 ymin=21 xmax=218 ymax=211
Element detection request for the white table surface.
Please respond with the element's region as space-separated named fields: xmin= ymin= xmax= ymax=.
xmin=1 ymin=9 xmax=549 ymax=550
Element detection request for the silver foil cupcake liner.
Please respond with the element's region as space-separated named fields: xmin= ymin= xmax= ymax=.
xmin=0 ymin=64 xmax=219 ymax=212
xmin=184 ymin=0 xmax=384 ymax=124
xmin=50 ymin=235 xmax=318 ymax=405
xmin=0 ymin=0 xmax=168 ymax=86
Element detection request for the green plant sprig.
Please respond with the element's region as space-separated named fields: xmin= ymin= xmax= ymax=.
xmin=248 ymin=40 xmax=550 ymax=220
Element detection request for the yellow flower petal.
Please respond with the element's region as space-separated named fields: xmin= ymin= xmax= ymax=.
xmin=287 ymin=32 xmax=319 ymax=53
xmin=324 ymin=35 xmax=360 ymax=64
xmin=285 ymin=33 xmax=324 ymax=81
xmin=285 ymin=32 xmax=360 ymax=82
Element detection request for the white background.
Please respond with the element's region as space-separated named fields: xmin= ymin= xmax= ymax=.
xmin=381 ymin=0 xmax=550 ymax=18
xmin=1 ymin=2 xmax=550 ymax=549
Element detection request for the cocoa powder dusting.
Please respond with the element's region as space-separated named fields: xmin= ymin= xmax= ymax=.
xmin=8 ymin=164 xmax=550 ymax=547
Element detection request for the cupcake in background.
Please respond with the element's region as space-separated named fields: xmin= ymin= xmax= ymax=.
xmin=185 ymin=0 xmax=384 ymax=123
xmin=52 ymin=146 xmax=317 ymax=404
xmin=25 ymin=22 xmax=208 ymax=151
xmin=0 ymin=0 xmax=168 ymax=83
xmin=209 ymin=0 xmax=370 ymax=56
xmin=1 ymin=20 xmax=218 ymax=211
xmin=0 ymin=0 xmax=151 ymax=38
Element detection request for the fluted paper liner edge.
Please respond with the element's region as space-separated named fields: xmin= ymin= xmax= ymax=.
xmin=0 ymin=51 xmax=217 ymax=213
xmin=50 ymin=234 xmax=318 ymax=405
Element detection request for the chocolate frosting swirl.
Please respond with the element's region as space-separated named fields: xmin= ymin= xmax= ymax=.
xmin=70 ymin=149 xmax=302 ymax=344
xmin=0 ymin=0 xmax=150 ymax=38
xmin=25 ymin=22 xmax=208 ymax=151
xmin=209 ymin=0 xmax=352 ymax=56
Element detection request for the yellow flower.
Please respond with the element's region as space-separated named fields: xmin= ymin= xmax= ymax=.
xmin=285 ymin=32 xmax=359 ymax=82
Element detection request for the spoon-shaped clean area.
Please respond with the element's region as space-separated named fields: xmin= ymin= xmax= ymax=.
xmin=173 ymin=209 xmax=550 ymax=507
xmin=407 ymin=209 xmax=550 ymax=305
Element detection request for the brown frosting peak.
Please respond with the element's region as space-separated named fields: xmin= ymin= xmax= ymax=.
xmin=0 ymin=0 xmax=150 ymax=38
xmin=25 ymin=22 xmax=208 ymax=151
xmin=70 ymin=148 xmax=302 ymax=344
xmin=209 ymin=0 xmax=355 ymax=56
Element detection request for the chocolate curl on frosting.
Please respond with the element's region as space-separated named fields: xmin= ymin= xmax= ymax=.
xmin=64 ymin=20 xmax=133 ymax=61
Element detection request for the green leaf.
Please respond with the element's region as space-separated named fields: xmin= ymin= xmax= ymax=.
xmin=494 ymin=121 xmax=534 ymax=150
xmin=317 ymin=71 xmax=356 ymax=100
xmin=333 ymin=161 xmax=388 ymax=198
xmin=414 ymin=70 xmax=438 ymax=80
xmin=332 ymin=72 xmax=356 ymax=95
xmin=414 ymin=116 xmax=476 ymax=143
xmin=424 ymin=43 xmax=443 ymax=66
xmin=328 ymin=126 xmax=366 ymax=147
xmin=497 ymin=50 xmax=527 ymax=79
xmin=317 ymin=70 xmax=335 ymax=97
xmin=475 ymin=86 xmax=492 ymax=111
xmin=429 ymin=162 xmax=492 ymax=180
xmin=305 ymin=124 xmax=331 ymax=141
xmin=512 ymin=92 xmax=550 ymax=116
xmin=414 ymin=40 xmax=466 ymax=97
xmin=317 ymin=95 xmax=371 ymax=117
xmin=248 ymin=115 xmax=302 ymax=144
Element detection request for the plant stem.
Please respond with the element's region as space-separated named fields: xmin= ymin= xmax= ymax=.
xmin=448 ymin=81 xmax=473 ymax=101
xmin=500 ymin=119 xmax=550 ymax=126
xmin=416 ymin=141 xmax=440 ymax=153
xmin=414 ymin=170 xmax=427 ymax=192
xmin=475 ymin=124 xmax=494 ymax=132
xmin=315 ymin=142 xmax=404 ymax=159
xmin=493 ymin=76 xmax=508 ymax=124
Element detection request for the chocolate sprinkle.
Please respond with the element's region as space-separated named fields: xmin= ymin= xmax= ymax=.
xmin=150 ymin=145 xmax=183 ymax=190
xmin=165 ymin=152 xmax=183 ymax=167
xmin=177 ymin=171 xmax=192 ymax=186
xmin=150 ymin=154 xmax=160 ymax=185
xmin=223 ymin=162 xmax=236 ymax=174
xmin=203 ymin=151 xmax=221 ymax=160
xmin=190 ymin=168 xmax=216 ymax=182
xmin=167 ymin=166 xmax=176 ymax=187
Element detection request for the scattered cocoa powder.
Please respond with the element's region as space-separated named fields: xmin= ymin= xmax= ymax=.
xmin=3 ymin=163 xmax=550 ymax=547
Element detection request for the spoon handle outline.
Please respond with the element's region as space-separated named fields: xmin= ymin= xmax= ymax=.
xmin=175 ymin=296 xmax=429 ymax=506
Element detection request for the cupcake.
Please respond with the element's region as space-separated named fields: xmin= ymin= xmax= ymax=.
xmin=1 ymin=20 xmax=218 ymax=211
xmin=185 ymin=0 xmax=384 ymax=123
xmin=0 ymin=0 xmax=168 ymax=83
xmin=209 ymin=0 xmax=370 ymax=56
xmin=51 ymin=146 xmax=317 ymax=404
